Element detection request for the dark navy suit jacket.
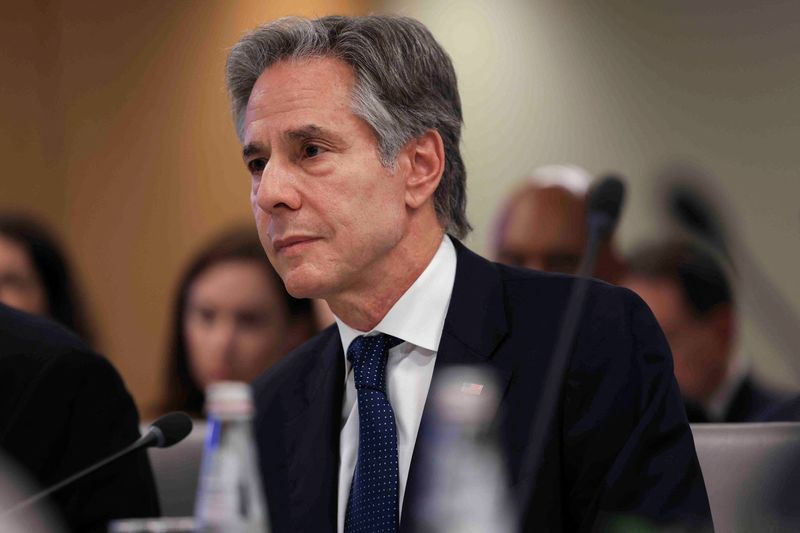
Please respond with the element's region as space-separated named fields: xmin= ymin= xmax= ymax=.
xmin=252 ymin=240 xmax=712 ymax=532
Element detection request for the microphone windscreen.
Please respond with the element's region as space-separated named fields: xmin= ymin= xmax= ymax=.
xmin=149 ymin=412 xmax=193 ymax=448
xmin=587 ymin=175 xmax=626 ymax=231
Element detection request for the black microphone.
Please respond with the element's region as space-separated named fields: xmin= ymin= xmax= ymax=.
xmin=588 ymin=174 xmax=625 ymax=233
xmin=142 ymin=411 xmax=194 ymax=448
xmin=577 ymin=174 xmax=626 ymax=277
xmin=517 ymin=175 xmax=626 ymax=530
xmin=1 ymin=411 xmax=193 ymax=518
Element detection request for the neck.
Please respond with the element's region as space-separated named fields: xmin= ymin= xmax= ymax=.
xmin=328 ymin=226 xmax=444 ymax=331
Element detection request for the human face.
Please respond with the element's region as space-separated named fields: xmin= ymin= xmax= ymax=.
xmin=623 ymin=276 xmax=726 ymax=402
xmin=183 ymin=259 xmax=290 ymax=389
xmin=0 ymin=236 xmax=47 ymax=316
xmin=496 ymin=186 xmax=586 ymax=274
xmin=241 ymin=57 xmax=409 ymax=301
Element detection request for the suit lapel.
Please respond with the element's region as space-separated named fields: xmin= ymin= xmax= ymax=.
xmin=282 ymin=330 xmax=345 ymax=532
xmin=401 ymin=240 xmax=513 ymax=529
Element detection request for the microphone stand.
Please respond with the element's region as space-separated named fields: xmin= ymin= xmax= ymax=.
xmin=516 ymin=217 xmax=605 ymax=529
xmin=0 ymin=411 xmax=191 ymax=520
xmin=0 ymin=432 xmax=158 ymax=519
xmin=516 ymin=177 xmax=624 ymax=531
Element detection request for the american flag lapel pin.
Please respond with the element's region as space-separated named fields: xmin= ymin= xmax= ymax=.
xmin=460 ymin=382 xmax=484 ymax=396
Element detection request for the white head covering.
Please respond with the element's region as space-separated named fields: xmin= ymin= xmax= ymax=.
xmin=490 ymin=164 xmax=593 ymax=255
xmin=525 ymin=164 xmax=593 ymax=195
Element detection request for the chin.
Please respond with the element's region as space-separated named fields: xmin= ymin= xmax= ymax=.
xmin=281 ymin=270 xmax=329 ymax=300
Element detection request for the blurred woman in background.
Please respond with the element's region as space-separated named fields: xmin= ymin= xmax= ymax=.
xmin=0 ymin=212 xmax=94 ymax=344
xmin=160 ymin=226 xmax=318 ymax=417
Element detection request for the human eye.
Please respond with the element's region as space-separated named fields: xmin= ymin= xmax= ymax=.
xmin=187 ymin=305 xmax=216 ymax=326
xmin=301 ymin=143 xmax=326 ymax=159
xmin=246 ymin=158 xmax=268 ymax=176
xmin=237 ymin=311 xmax=270 ymax=329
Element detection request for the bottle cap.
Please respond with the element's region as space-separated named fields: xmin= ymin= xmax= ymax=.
xmin=205 ymin=381 xmax=254 ymax=417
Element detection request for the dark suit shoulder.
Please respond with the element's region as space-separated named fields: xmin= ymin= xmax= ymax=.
xmin=0 ymin=305 xmax=126 ymax=428
xmin=0 ymin=303 xmax=89 ymax=361
xmin=0 ymin=304 xmax=159 ymax=532
xmin=495 ymin=263 xmax=652 ymax=347
xmin=482 ymin=263 xmax=707 ymax=526
xmin=495 ymin=260 xmax=624 ymax=299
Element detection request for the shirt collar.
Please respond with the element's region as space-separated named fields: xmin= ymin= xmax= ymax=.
xmin=334 ymin=235 xmax=457 ymax=356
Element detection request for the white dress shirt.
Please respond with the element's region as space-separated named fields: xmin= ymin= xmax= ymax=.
xmin=335 ymin=235 xmax=457 ymax=533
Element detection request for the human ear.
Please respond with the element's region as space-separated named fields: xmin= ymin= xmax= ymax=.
xmin=402 ymin=129 xmax=445 ymax=209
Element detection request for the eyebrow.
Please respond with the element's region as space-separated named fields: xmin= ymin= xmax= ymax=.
xmin=286 ymin=124 xmax=347 ymax=150
xmin=242 ymin=142 xmax=267 ymax=161
xmin=286 ymin=124 xmax=327 ymax=141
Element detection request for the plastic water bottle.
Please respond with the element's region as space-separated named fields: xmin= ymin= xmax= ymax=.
xmin=194 ymin=382 xmax=269 ymax=533
xmin=413 ymin=366 xmax=515 ymax=533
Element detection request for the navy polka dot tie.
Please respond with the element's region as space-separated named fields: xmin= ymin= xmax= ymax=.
xmin=344 ymin=333 xmax=403 ymax=533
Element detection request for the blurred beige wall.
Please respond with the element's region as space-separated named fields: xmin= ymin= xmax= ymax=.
xmin=0 ymin=0 xmax=367 ymax=418
xmin=0 ymin=2 xmax=62 ymax=222
xmin=381 ymin=0 xmax=800 ymax=390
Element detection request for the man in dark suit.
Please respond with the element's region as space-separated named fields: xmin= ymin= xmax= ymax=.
xmin=622 ymin=240 xmax=787 ymax=423
xmin=0 ymin=303 xmax=160 ymax=532
xmin=225 ymin=15 xmax=711 ymax=532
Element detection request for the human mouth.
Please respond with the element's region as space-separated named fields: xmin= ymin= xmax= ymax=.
xmin=272 ymin=235 xmax=320 ymax=254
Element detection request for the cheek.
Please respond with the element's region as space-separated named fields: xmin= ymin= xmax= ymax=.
xmin=671 ymin=353 xmax=690 ymax=379
xmin=30 ymin=288 xmax=48 ymax=315
xmin=253 ymin=209 xmax=269 ymax=238
xmin=0 ymin=283 xmax=48 ymax=316
xmin=337 ymin=190 xmax=405 ymax=245
xmin=251 ymin=186 xmax=260 ymax=211
xmin=669 ymin=333 xmax=707 ymax=378
xmin=184 ymin=323 xmax=213 ymax=379
xmin=236 ymin=328 xmax=284 ymax=375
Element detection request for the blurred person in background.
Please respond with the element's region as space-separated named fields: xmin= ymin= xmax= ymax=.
xmin=622 ymin=239 xmax=788 ymax=422
xmin=0 ymin=213 xmax=94 ymax=344
xmin=491 ymin=164 xmax=627 ymax=283
xmin=0 ymin=302 xmax=159 ymax=532
xmin=160 ymin=226 xmax=317 ymax=417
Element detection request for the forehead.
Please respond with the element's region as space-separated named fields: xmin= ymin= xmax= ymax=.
xmin=501 ymin=186 xmax=587 ymax=252
xmin=190 ymin=260 xmax=279 ymax=304
xmin=243 ymin=56 xmax=356 ymax=140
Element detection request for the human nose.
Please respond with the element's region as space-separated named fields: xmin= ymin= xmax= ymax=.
xmin=253 ymin=157 xmax=302 ymax=214
xmin=205 ymin=317 xmax=237 ymax=355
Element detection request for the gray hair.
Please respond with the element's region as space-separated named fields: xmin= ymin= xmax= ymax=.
xmin=225 ymin=15 xmax=471 ymax=239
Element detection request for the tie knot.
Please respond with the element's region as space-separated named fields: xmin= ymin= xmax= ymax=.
xmin=347 ymin=334 xmax=402 ymax=391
